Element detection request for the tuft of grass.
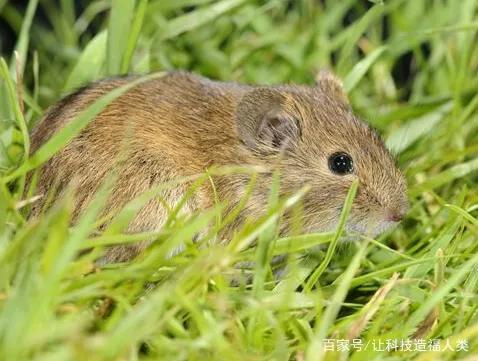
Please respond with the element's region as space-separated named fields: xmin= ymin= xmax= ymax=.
xmin=0 ymin=0 xmax=478 ymax=360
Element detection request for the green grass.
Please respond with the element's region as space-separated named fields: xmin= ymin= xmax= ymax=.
xmin=1 ymin=0 xmax=478 ymax=360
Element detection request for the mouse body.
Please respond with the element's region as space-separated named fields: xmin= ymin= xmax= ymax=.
xmin=29 ymin=71 xmax=408 ymax=261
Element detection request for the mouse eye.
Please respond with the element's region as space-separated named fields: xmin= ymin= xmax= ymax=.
xmin=328 ymin=152 xmax=354 ymax=175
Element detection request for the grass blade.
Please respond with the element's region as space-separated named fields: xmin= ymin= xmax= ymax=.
xmin=159 ymin=0 xmax=246 ymax=40
xmin=305 ymin=239 xmax=370 ymax=361
xmin=121 ymin=0 xmax=149 ymax=73
xmin=8 ymin=0 xmax=38 ymax=76
xmin=64 ymin=31 xmax=107 ymax=91
xmin=107 ymin=0 xmax=136 ymax=75
xmin=343 ymin=46 xmax=387 ymax=92
xmin=304 ymin=179 xmax=359 ymax=291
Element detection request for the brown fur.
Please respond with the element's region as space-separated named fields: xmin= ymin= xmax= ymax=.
xmin=29 ymin=71 xmax=408 ymax=262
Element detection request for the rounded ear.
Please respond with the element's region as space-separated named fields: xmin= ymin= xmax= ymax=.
xmin=315 ymin=69 xmax=349 ymax=104
xmin=236 ymin=88 xmax=301 ymax=153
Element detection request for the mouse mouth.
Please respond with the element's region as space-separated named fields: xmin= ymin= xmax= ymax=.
xmin=345 ymin=218 xmax=399 ymax=239
xmin=300 ymin=210 xmax=399 ymax=240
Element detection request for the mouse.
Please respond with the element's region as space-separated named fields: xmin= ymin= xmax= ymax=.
xmin=28 ymin=71 xmax=409 ymax=262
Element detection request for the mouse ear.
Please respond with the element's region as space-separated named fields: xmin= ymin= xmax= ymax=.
xmin=315 ymin=69 xmax=349 ymax=104
xmin=236 ymin=88 xmax=301 ymax=153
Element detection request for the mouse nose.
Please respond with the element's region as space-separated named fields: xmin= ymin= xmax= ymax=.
xmin=385 ymin=210 xmax=405 ymax=222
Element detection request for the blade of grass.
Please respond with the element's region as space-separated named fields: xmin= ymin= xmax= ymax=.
xmin=8 ymin=0 xmax=39 ymax=76
xmin=305 ymin=239 xmax=370 ymax=361
xmin=107 ymin=0 xmax=136 ymax=75
xmin=335 ymin=4 xmax=385 ymax=75
xmin=159 ymin=0 xmax=247 ymax=40
xmin=386 ymin=102 xmax=452 ymax=154
xmin=343 ymin=46 xmax=387 ymax=92
xmin=0 ymin=58 xmax=29 ymax=161
xmin=401 ymin=251 xmax=478 ymax=337
xmin=410 ymin=157 xmax=478 ymax=196
xmin=121 ymin=0 xmax=149 ymax=74
xmin=64 ymin=31 xmax=107 ymax=91
xmin=304 ymin=179 xmax=359 ymax=292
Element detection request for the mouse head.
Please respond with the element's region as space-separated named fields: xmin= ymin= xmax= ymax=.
xmin=236 ymin=71 xmax=408 ymax=238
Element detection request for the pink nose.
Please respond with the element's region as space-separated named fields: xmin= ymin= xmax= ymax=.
xmin=386 ymin=211 xmax=404 ymax=222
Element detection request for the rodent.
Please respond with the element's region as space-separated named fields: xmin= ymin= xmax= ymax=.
xmin=29 ymin=71 xmax=409 ymax=262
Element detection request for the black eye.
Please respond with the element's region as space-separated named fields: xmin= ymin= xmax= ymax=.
xmin=328 ymin=152 xmax=354 ymax=175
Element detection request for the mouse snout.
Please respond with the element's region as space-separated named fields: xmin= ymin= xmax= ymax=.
xmin=385 ymin=210 xmax=404 ymax=222
xmin=382 ymin=188 xmax=409 ymax=224
xmin=384 ymin=203 xmax=408 ymax=222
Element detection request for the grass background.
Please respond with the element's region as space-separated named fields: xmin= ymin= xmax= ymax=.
xmin=1 ymin=0 xmax=478 ymax=360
